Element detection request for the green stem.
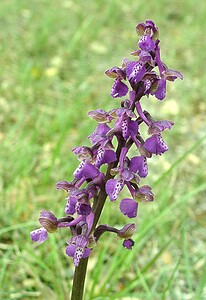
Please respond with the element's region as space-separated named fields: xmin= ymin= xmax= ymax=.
xmin=71 ymin=257 xmax=89 ymax=300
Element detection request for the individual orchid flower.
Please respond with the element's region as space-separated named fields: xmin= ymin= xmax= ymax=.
xmin=93 ymin=147 xmax=117 ymax=168
xmin=144 ymin=133 xmax=168 ymax=155
xmin=30 ymin=211 xmax=58 ymax=244
xmin=88 ymin=123 xmax=112 ymax=146
xmin=94 ymin=223 xmax=136 ymax=250
xmin=113 ymin=108 xmax=138 ymax=140
xmin=148 ymin=119 xmax=174 ymax=134
xmin=136 ymin=19 xmax=159 ymax=40
xmin=126 ymin=60 xmax=147 ymax=86
xmin=73 ymin=159 xmax=101 ymax=180
xmin=66 ymin=213 xmax=95 ymax=266
xmin=105 ymin=66 xmax=129 ymax=98
xmin=30 ymin=211 xmax=74 ymax=244
xmin=66 ymin=235 xmax=91 ymax=267
xmin=152 ymin=46 xmax=183 ymax=100
xmin=105 ymin=147 xmax=144 ymax=202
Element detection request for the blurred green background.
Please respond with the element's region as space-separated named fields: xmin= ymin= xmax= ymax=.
xmin=0 ymin=0 xmax=205 ymax=299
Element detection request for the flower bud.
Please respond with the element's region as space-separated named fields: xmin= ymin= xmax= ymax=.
xmin=148 ymin=120 xmax=174 ymax=134
xmin=135 ymin=185 xmax=154 ymax=202
xmin=117 ymin=223 xmax=136 ymax=239
xmin=72 ymin=146 xmax=93 ymax=161
xmin=88 ymin=109 xmax=113 ymax=123
xmin=136 ymin=22 xmax=146 ymax=37
xmin=39 ymin=211 xmax=58 ymax=233
xmin=56 ymin=180 xmax=75 ymax=191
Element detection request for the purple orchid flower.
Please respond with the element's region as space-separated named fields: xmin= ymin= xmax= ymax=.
xmin=126 ymin=60 xmax=147 ymax=85
xmin=105 ymin=66 xmax=129 ymax=98
xmin=93 ymin=147 xmax=117 ymax=168
xmin=136 ymin=20 xmax=159 ymax=40
xmin=152 ymin=46 xmax=183 ymax=100
xmin=65 ymin=213 xmax=94 ymax=266
xmin=73 ymin=159 xmax=101 ymax=180
xmin=88 ymin=123 xmax=111 ymax=146
xmin=66 ymin=235 xmax=91 ymax=267
xmin=30 ymin=211 xmax=58 ymax=243
xmin=105 ymin=147 xmax=143 ymax=202
xmin=114 ymin=111 xmax=138 ymax=141
xmin=144 ymin=134 xmax=168 ymax=155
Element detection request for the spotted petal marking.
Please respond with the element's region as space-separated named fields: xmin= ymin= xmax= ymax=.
xmin=122 ymin=119 xmax=129 ymax=140
xmin=157 ymin=134 xmax=168 ymax=153
xmin=95 ymin=148 xmax=104 ymax=167
xmin=106 ymin=179 xmax=124 ymax=201
xmin=144 ymin=134 xmax=168 ymax=155
xmin=126 ymin=61 xmax=146 ymax=84
xmin=74 ymin=247 xmax=84 ymax=267
xmin=30 ymin=228 xmax=48 ymax=244
xmin=73 ymin=160 xmax=86 ymax=179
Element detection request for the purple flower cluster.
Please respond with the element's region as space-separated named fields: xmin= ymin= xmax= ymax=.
xmin=30 ymin=20 xmax=182 ymax=267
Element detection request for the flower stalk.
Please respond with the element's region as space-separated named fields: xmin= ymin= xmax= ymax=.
xmin=30 ymin=20 xmax=182 ymax=300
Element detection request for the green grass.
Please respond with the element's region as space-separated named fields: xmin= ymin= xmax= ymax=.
xmin=0 ymin=0 xmax=206 ymax=299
